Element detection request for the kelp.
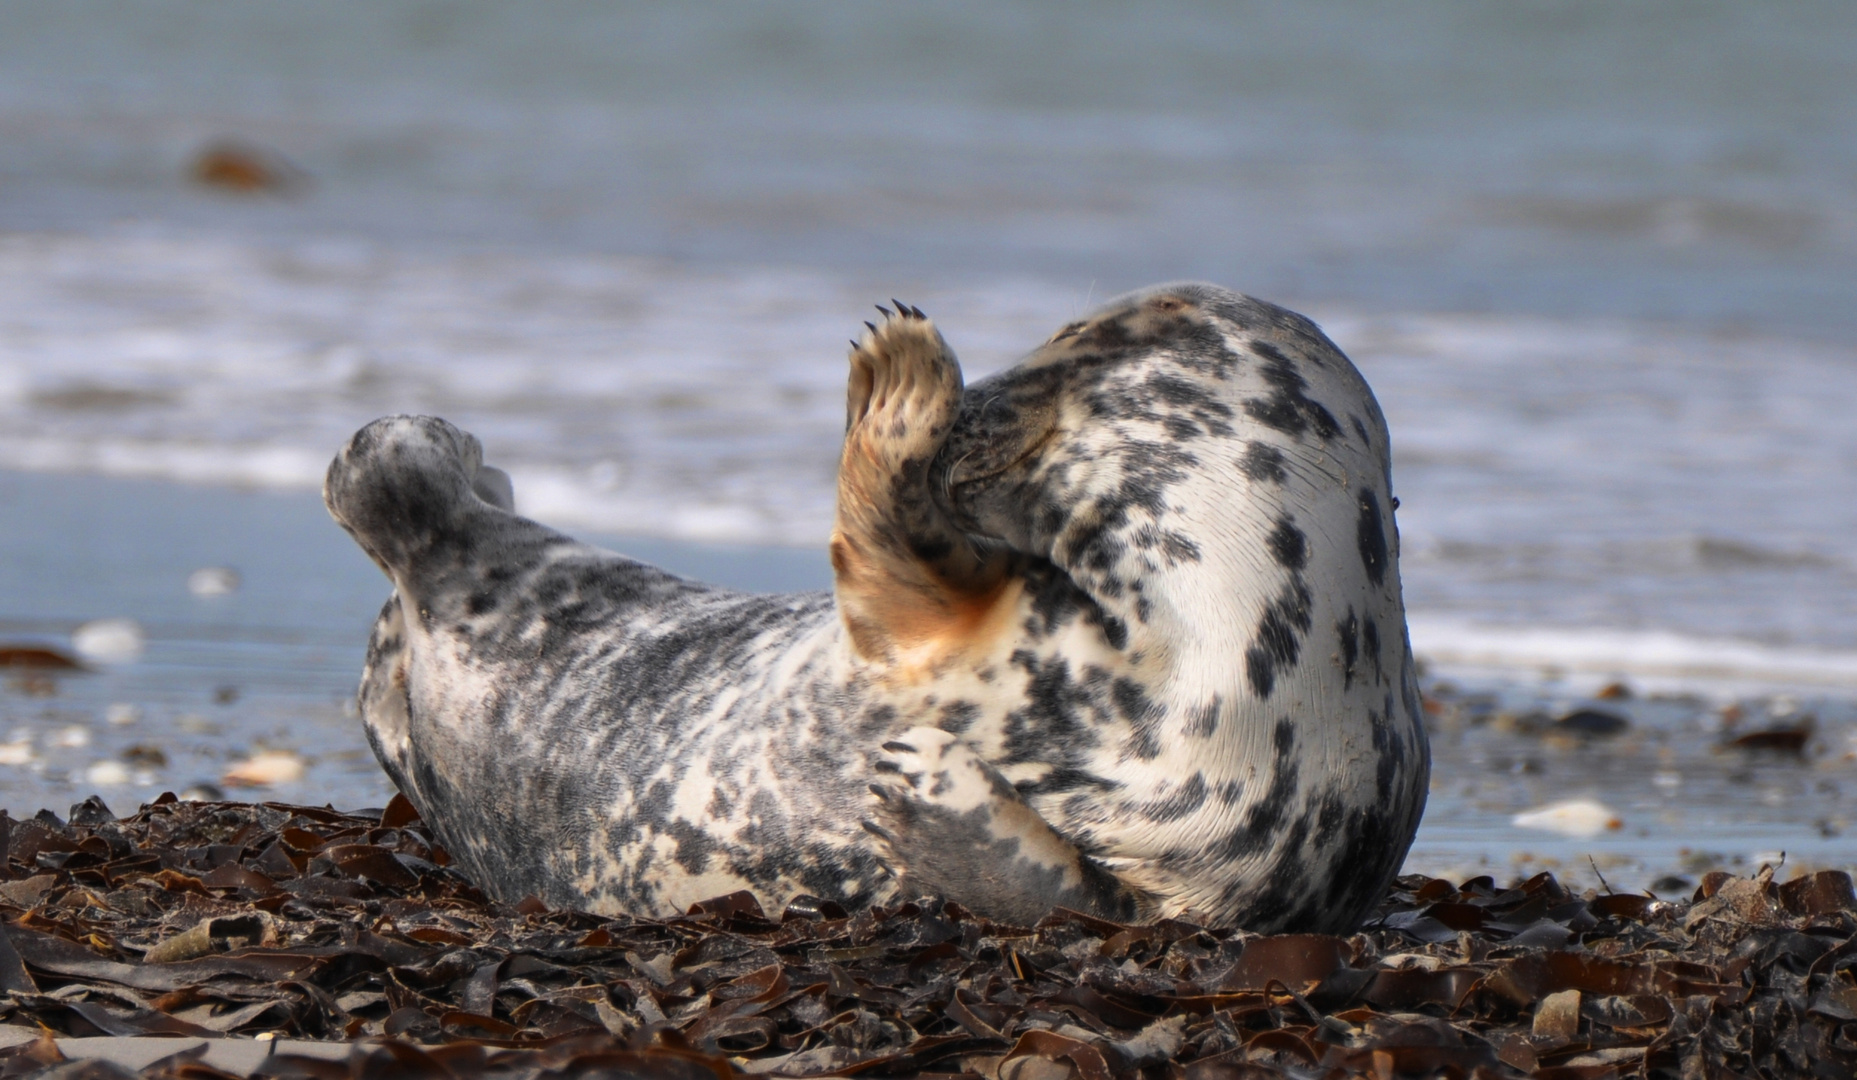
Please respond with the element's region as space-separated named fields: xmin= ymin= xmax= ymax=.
xmin=0 ymin=795 xmax=1850 ymax=1079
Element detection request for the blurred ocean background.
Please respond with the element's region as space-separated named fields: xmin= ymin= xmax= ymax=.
xmin=1 ymin=2 xmax=1854 ymax=883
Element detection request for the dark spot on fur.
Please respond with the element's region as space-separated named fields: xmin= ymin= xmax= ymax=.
xmin=1266 ymin=517 xmax=1307 ymax=571
xmin=1356 ymin=490 xmax=1388 ymax=587
xmin=1019 ymin=766 xmax=1110 ymax=799
xmin=937 ymin=701 xmax=979 ymax=735
xmin=1242 ymin=342 xmax=1340 ymax=441
xmin=1000 ymin=652 xmax=1106 ymax=770
xmin=1372 ymin=697 xmax=1399 ymax=804
xmin=1363 ymin=617 xmax=1383 ymax=683
xmin=1239 ymin=442 xmax=1287 ymax=483
xmin=665 ymin=818 xmax=716 ymax=874
xmin=1337 ymin=609 xmax=1359 ymax=691
xmin=1113 ymin=677 xmax=1164 ymax=760
xmin=909 ymin=535 xmax=953 ymax=561
xmin=1138 ymin=773 xmax=1207 ymax=823
xmin=1220 ymin=720 xmax=1298 ymax=859
xmin=1244 ymin=579 xmax=1312 ymax=699
xmin=1187 ymin=696 xmax=1220 ymax=738
xmin=1351 ymin=414 xmax=1370 ymax=445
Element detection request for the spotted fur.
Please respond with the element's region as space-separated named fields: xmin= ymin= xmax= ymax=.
xmin=324 ymin=282 xmax=1428 ymax=932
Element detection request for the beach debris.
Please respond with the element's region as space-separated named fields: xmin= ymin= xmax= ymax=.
xmin=51 ymin=725 xmax=91 ymax=749
xmin=1594 ymin=680 xmax=1632 ymax=700
xmin=187 ymin=565 xmax=242 ymax=596
xmin=190 ymin=139 xmax=308 ymax=194
xmin=222 ymin=749 xmax=306 ymax=787
xmin=214 ymin=684 xmax=241 ymax=705
xmin=82 ymin=760 xmax=130 ymax=786
xmin=144 ymin=912 xmax=277 ymax=964
xmin=121 ymin=744 xmax=167 ymax=768
xmin=1531 ymin=988 xmax=1581 ymax=1044
xmin=1725 ymin=716 xmax=1814 ymax=754
xmin=105 ymin=703 xmax=141 ymax=726
xmin=0 ymin=740 xmax=33 ymax=766
xmin=71 ymin=618 xmax=144 ymax=663
xmin=1511 ymin=797 xmax=1623 ymax=837
xmin=0 ymin=645 xmax=83 ymax=670
xmin=0 ymin=797 xmax=1848 ymax=1078
xmin=1552 ymin=707 xmax=1629 ymax=737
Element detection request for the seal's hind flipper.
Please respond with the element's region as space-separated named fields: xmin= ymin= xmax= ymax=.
xmin=832 ymin=309 xmax=1008 ymax=667
xmin=323 ymin=414 xmax=532 ymax=586
xmin=864 ymin=727 xmax=1154 ymax=925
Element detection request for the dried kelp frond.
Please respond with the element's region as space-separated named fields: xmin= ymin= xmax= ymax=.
xmin=0 ymin=795 xmax=1851 ymax=1078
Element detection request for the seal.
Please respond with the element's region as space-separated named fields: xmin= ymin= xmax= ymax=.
xmin=324 ymin=282 xmax=1428 ymax=933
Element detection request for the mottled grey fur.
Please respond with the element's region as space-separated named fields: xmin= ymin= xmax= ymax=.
xmin=324 ymin=282 xmax=1428 ymax=932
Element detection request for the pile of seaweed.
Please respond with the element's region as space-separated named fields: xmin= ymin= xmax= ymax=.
xmin=0 ymin=796 xmax=1851 ymax=1079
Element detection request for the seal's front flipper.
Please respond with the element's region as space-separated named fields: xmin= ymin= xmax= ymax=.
xmin=832 ymin=308 xmax=1007 ymax=666
xmin=863 ymin=726 xmax=1154 ymax=925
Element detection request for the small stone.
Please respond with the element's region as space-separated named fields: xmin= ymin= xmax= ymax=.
xmin=1533 ymin=989 xmax=1581 ymax=1044
xmin=1554 ymin=708 xmax=1629 ymax=737
xmin=180 ymin=783 xmax=224 ymax=802
xmin=1511 ymin=799 xmax=1622 ymax=838
xmin=223 ymin=750 xmax=306 ymax=788
xmin=52 ymin=725 xmax=91 ymax=749
xmin=0 ymin=741 xmax=33 ymax=766
xmin=187 ymin=567 xmax=242 ymax=597
xmin=72 ymin=618 xmax=144 ymax=663
xmin=191 ymin=140 xmax=306 ymax=193
xmin=105 ymin=703 xmax=141 ymax=726
xmin=122 ymin=745 xmax=168 ymax=767
xmin=84 ymin=760 xmax=131 ymax=786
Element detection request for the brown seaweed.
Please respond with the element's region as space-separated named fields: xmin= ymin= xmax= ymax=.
xmin=0 ymin=795 xmax=1849 ymax=1078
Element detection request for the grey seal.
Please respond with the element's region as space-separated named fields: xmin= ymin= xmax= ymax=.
xmin=324 ymin=282 xmax=1428 ymax=932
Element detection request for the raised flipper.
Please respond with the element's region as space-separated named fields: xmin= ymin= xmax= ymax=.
xmin=831 ymin=307 xmax=1009 ymax=667
xmin=863 ymin=726 xmax=1155 ymax=925
xmin=323 ymin=415 xmax=504 ymax=575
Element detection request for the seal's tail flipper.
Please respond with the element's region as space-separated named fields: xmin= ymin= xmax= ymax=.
xmin=324 ymin=415 xmax=509 ymax=582
xmin=832 ymin=307 xmax=1009 ymax=666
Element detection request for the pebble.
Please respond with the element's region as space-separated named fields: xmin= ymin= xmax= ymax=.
xmin=1554 ymin=708 xmax=1630 ymax=737
xmin=52 ymin=725 xmax=91 ymax=749
xmin=83 ymin=760 xmax=130 ymax=786
xmin=1512 ymin=798 xmax=1624 ymax=838
xmin=71 ymin=618 xmax=144 ymax=663
xmin=0 ymin=742 xmax=33 ymax=766
xmin=222 ymin=750 xmax=306 ymax=788
xmin=105 ymin=703 xmax=141 ymax=726
xmin=186 ymin=566 xmax=242 ymax=597
xmin=190 ymin=140 xmax=306 ymax=193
